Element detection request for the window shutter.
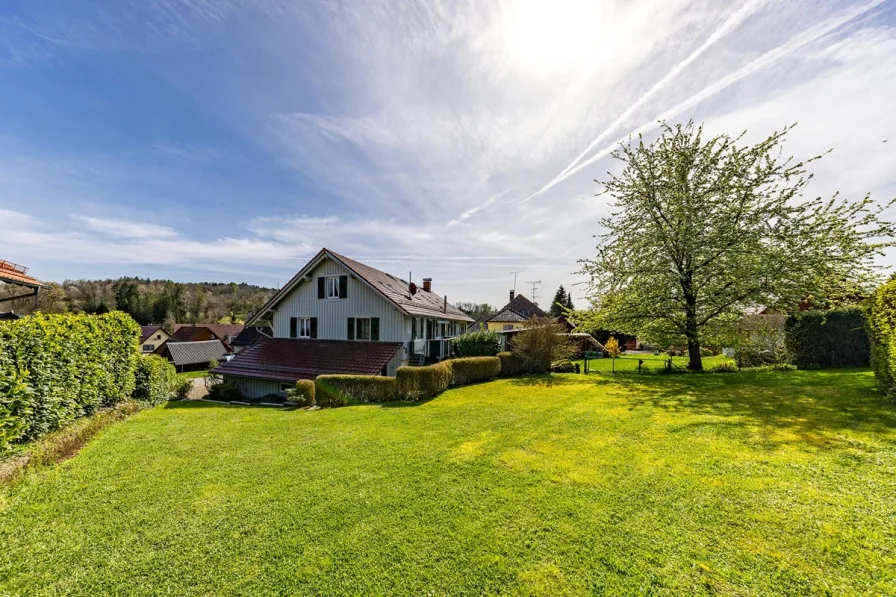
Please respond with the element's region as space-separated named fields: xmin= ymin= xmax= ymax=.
xmin=371 ymin=318 xmax=379 ymax=342
xmin=339 ymin=275 xmax=348 ymax=299
xmin=289 ymin=317 xmax=297 ymax=339
xmin=318 ymin=277 xmax=325 ymax=299
xmin=310 ymin=317 xmax=318 ymax=339
xmin=347 ymin=317 xmax=355 ymax=340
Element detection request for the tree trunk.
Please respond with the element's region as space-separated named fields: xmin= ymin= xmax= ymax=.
xmin=683 ymin=276 xmax=703 ymax=370
xmin=686 ymin=335 xmax=702 ymax=370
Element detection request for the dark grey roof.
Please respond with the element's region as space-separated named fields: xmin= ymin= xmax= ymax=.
xmin=231 ymin=326 xmax=272 ymax=347
xmin=488 ymin=307 xmax=529 ymax=323
xmin=488 ymin=294 xmax=547 ymax=322
xmin=165 ymin=340 xmax=228 ymax=367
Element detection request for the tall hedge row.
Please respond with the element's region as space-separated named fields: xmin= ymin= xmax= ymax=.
xmin=784 ymin=308 xmax=870 ymax=369
xmin=867 ymin=279 xmax=896 ymax=393
xmin=0 ymin=312 xmax=140 ymax=449
xmin=132 ymin=355 xmax=177 ymax=406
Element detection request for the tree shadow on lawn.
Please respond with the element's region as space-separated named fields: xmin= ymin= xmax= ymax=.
xmin=162 ymin=400 xmax=300 ymax=411
xmin=614 ymin=370 xmax=896 ymax=446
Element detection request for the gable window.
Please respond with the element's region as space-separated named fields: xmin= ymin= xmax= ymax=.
xmin=347 ymin=317 xmax=379 ymax=341
xmin=319 ymin=275 xmax=348 ymax=299
xmin=326 ymin=276 xmax=340 ymax=298
xmin=142 ymin=344 xmax=155 ymax=352
xmin=289 ymin=317 xmax=317 ymax=339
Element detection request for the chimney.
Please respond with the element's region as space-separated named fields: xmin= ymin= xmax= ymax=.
xmin=509 ymin=289 xmax=515 ymax=302
xmin=422 ymin=278 xmax=432 ymax=292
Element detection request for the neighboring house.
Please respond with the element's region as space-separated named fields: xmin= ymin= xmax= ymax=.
xmin=0 ymin=259 xmax=44 ymax=307
xmin=212 ymin=248 xmax=473 ymax=398
xmin=485 ymin=291 xmax=548 ymax=331
xmin=230 ymin=326 xmax=272 ymax=353
xmin=157 ymin=339 xmax=229 ymax=372
xmin=466 ymin=313 xmax=492 ymax=333
xmin=139 ymin=325 xmax=171 ymax=355
xmin=199 ymin=323 xmax=244 ymax=346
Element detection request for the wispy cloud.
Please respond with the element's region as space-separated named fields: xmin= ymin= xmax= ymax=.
xmin=71 ymin=215 xmax=177 ymax=239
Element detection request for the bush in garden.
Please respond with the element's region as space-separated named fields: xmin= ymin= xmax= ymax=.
xmin=449 ymin=357 xmax=501 ymax=386
xmin=132 ymin=355 xmax=176 ymax=406
xmin=452 ymin=330 xmax=501 ymax=357
xmin=785 ymin=308 xmax=870 ymax=369
xmin=206 ymin=376 xmax=243 ymax=401
xmin=287 ymin=379 xmax=316 ymax=407
xmin=395 ymin=362 xmax=452 ymax=401
xmin=173 ymin=378 xmax=193 ymax=400
xmin=497 ymin=352 xmax=524 ymax=377
xmin=509 ymin=317 xmax=577 ymax=374
xmin=866 ymin=279 xmax=896 ymax=393
xmin=0 ymin=312 xmax=140 ymax=451
xmin=605 ymin=337 xmax=621 ymax=358
xmin=315 ymin=375 xmax=397 ymax=406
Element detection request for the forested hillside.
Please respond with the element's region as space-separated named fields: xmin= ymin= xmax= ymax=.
xmin=0 ymin=277 xmax=275 ymax=325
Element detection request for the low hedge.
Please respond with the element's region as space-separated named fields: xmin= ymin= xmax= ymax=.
xmin=315 ymin=375 xmax=397 ymax=406
xmin=0 ymin=311 xmax=140 ymax=451
xmin=132 ymin=355 xmax=176 ymax=406
xmin=449 ymin=357 xmax=501 ymax=386
xmin=396 ymin=361 xmax=452 ymax=401
xmin=452 ymin=330 xmax=501 ymax=357
xmin=497 ymin=352 xmax=524 ymax=377
xmin=785 ymin=308 xmax=870 ymax=369
xmin=288 ymin=379 xmax=316 ymax=406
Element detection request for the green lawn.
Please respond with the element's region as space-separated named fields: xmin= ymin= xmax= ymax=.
xmin=576 ymin=353 xmax=733 ymax=373
xmin=175 ymin=369 xmax=208 ymax=381
xmin=2 ymin=370 xmax=895 ymax=596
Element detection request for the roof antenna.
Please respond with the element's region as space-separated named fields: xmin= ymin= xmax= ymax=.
xmin=510 ymin=271 xmax=522 ymax=293
xmin=526 ymin=280 xmax=541 ymax=303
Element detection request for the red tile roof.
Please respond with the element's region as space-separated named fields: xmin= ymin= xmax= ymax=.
xmin=211 ymin=338 xmax=402 ymax=382
xmin=139 ymin=325 xmax=163 ymax=343
xmin=191 ymin=323 xmax=244 ymax=341
xmin=169 ymin=326 xmax=214 ymax=343
xmin=0 ymin=260 xmax=44 ymax=289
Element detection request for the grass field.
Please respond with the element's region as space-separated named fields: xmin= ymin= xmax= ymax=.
xmin=175 ymin=369 xmax=209 ymax=381
xmin=576 ymin=353 xmax=733 ymax=373
xmin=1 ymin=370 xmax=894 ymax=595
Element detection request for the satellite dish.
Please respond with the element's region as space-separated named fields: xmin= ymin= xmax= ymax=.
xmin=408 ymin=282 xmax=417 ymax=295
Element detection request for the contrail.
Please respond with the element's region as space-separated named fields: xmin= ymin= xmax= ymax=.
xmin=521 ymin=0 xmax=887 ymax=204
xmin=550 ymin=0 xmax=766 ymax=185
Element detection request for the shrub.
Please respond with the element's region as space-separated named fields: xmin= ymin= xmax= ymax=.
xmin=509 ymin=317 xmax=577 ymax=374
xmin=452 ymin=330 xmax=501 ymax=357
xmin=287 ymin=379 xmax=316 ymax=407
xmin=867 ymin=279 xmax=896 ymax=393
xmin=497 ymin=352 xmax=524 ymax=377
xmin=708 ymin=362 xmax=738 ymax=373
xmin=741 ymin=363 xmax=798 ymax=373
xmin=396 ymin=362 xmax=452 ymax=401
xmin=550 ymin=360 xmax=577 ymax=373
xmin=206 ymin=376 xmax=243 ymax=402
xmin=449 ymin=357 xmax=501 ymax=386
xmin=315 ymin=375 xmax=397 ymax=406
xmin=0 ymin=312 xmax=140 ymax=451
xmin=133 ymin=355 xmax=176 ymax=406
xmin=785 ymin=308 xmax=870 ymax=369
xmin=605 ymin=337 xmax=621 ymax=358
xmin=173 ymin=378 xmax=193 ymax=400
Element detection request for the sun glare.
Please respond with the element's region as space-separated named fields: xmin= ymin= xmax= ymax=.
xmin=499 ymin=0 xmax=610 ymax=77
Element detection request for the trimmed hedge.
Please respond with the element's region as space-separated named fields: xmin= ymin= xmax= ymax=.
xmin=396 ymin=362 xmax=452 ymax=401
xmin=0 ymin=312 xmax=140 ymax=450
xmin=867 ymin=279 xmax=896 ymax=393
xmin=449 ymin=357 xmax=501 ymax=386
xmin=315 ymin=375 xmax=397 ymax=406
xmin=133 ymin=355 xmax=176 ymax=406
xmin=497 ymin=352 xmax=524 ymax=377
xmin=784 ymin=308 xmax=870 ymax=369
xmin=288 ymin=379 xmax=316 ymax=407
xmin=452 ymin=330 xmax=501 ymax=357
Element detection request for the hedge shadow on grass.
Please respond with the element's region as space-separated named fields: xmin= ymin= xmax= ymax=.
xmin=615 ymin=369 xmax=896 ymax=447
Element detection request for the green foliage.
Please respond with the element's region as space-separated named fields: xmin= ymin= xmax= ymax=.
xmin=396 ymin=362 xmax=452 ymax=401
xmin=206 ymin=376 xmax=243 ymax=402
xmin=173 ymin=378 xmax=193 ymax=400
xmin=580 ymin=121 xmax=895 ymax=370
xmin=708 ymin=362 xmax=738 ymax=373
xmin=132 ymin=355 xmax=177 ymax=406
xmin=605 ymin=336 xmax=621 ymax=358
xmin=497 ymin=351 xmax=524 ymax=377
xmin=866 ymin=278 xmax=896 ymax=393
xmin=454 ymin=302 xmax=496 ymax=322
xmin=784 ymin=308 xmax=870 ymax=369
xmin=509 ymin=317 xmax=577 ymax=374
xmin=315 ymin=375 xmax=397 ymax=406
xmin=452 ymin=330 xmax=500 ymax=357
xmin=0 ymin=312 xmax=140 ymax=451
xmin=449 ymin=357 xmax=501 ymax=386
xmin=287 ymin=380 xmax=316 ymax=407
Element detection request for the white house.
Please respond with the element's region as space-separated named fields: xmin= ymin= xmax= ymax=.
xmin=212 ymin=248 xmax=473 ymax=398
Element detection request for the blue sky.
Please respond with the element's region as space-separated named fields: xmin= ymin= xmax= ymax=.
xmin=1 ymin=0 xmax=895 ymax=308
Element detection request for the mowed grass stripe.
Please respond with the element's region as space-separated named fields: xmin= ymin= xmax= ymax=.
xmin=1 ymin=370 xmax=894 ymax=596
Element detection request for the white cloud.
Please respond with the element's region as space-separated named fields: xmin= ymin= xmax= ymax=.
xmin=71 ymin=215 xmax=177 ymax=239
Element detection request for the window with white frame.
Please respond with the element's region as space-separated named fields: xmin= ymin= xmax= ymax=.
xmin=326 ymin=276 xmax=340 ymax=299
xmin=142 ymin=344 xmax=155 ymax=352
xmin=298 ymin=318 xmax=311 ymax=338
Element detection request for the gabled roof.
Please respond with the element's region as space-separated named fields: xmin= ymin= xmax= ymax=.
xmin=488 ymin=307 xmax=529 ymax=323
xmin=247 ymin=248 xmax=473 ymax=326
xmin=140 ymin=325 xmax=163 ymax=343
xmin=0 ymin=260 xmax=44 ymax=289
xmin=231 ymin=325 xmax=272 ymax=347
xmin=197 ymin=323 xmax=244 ymax=341
xmin=164 ymin=340 xmax=229 ymax=367
xmin=211 ymin=338 xmax=402 ymax=382
xmin=169 ymin=325 xmax=214 ymax=343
